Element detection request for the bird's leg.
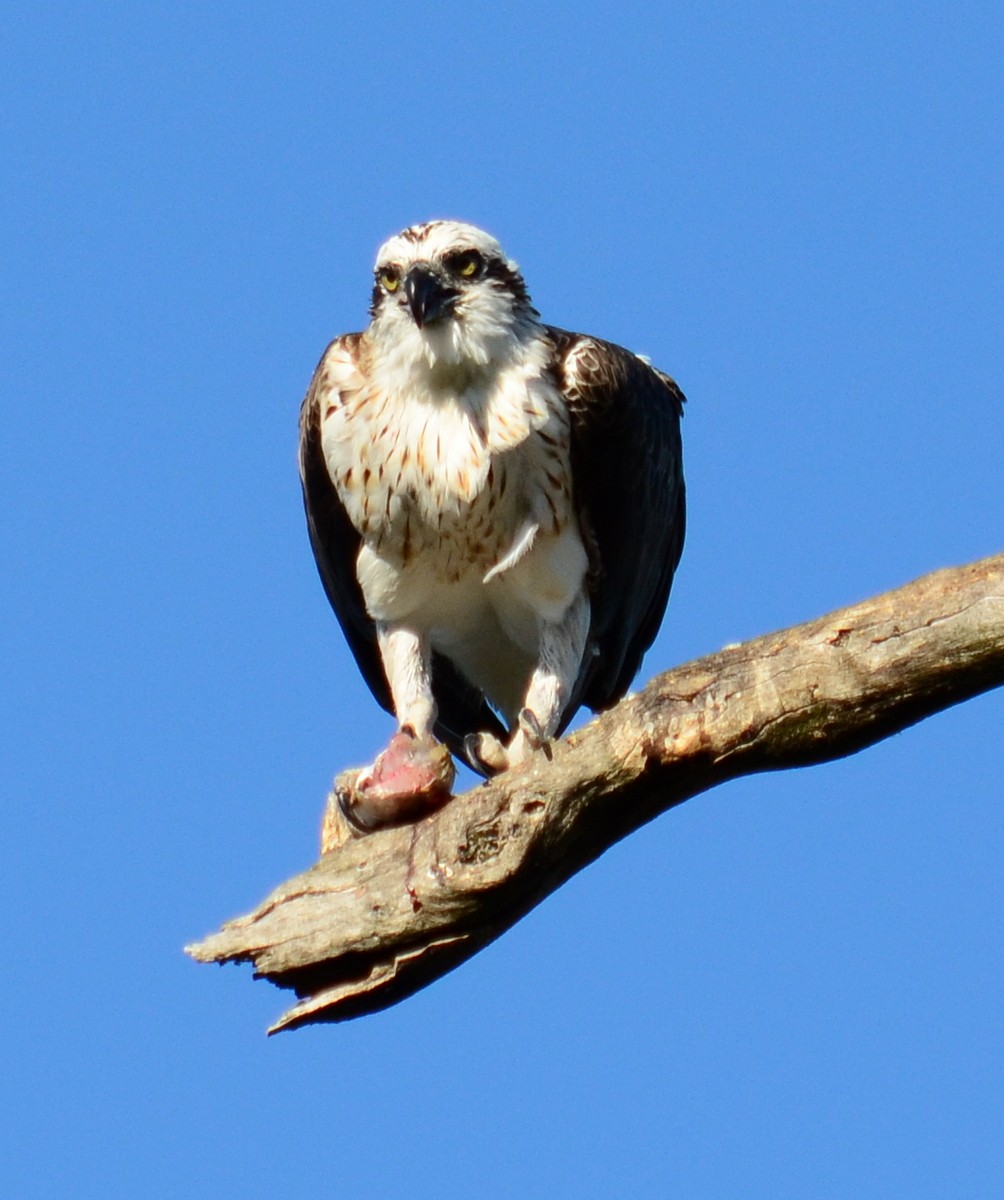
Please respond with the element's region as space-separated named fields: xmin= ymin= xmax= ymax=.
xmin=338 ymin=624 xmax=454 ymax=833
xmin=375 ymin=623 xmax=437 ymax=740
xmin=467 ymin=590 xmax=590 ymax=774
xmin=508 ymin=589 xmax=589 ymax=765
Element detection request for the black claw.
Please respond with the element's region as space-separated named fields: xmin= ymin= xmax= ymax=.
xmin=518 ymin=708 xmax=545 ymax=748
xmin=463 ymin=733 xmax=503 ymax=777
xmin=337 ymin=784 xmax=376 ymax=834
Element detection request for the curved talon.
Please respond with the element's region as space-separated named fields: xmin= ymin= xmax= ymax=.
xmin=517 ymin=707 xmax=545 ymax=749
xmin=338 ymin=783 xmax=378 ymax=833
xmin=504 ymin=708 xmax=554 ymax=768
xmin=463 ymin=731 xmax=509 ymax=776
xmin=463 ymin=714 xmax=554 ymax=778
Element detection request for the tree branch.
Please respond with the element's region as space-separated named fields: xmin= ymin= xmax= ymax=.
xmin=187 ymin=553 xmax=1004 ymax=1033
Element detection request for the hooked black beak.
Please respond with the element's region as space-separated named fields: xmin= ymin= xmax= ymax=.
xmin=404 ymin=266 xmax=459 ymax=328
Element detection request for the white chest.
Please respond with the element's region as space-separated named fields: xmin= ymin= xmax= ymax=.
xmin=320 ymin=353 xmax=576 ymax=584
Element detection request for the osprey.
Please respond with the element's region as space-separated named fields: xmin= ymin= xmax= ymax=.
xmin=299 ymin=220 xmax=685 ymax=829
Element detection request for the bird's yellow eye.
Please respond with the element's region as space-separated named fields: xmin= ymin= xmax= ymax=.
xmin=378 ymin=267 xmax=400 ymax=293
xmin=446 ymin=250 xmax=483 ymax=279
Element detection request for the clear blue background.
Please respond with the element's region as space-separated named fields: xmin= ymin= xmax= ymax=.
xmin=3 ymin=5 xmax=1002 ymax=1196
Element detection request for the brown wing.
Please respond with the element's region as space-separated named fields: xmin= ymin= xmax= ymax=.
xmin=546 ymin=326 xmax=686 ymax=728
xmin=297 ymin=336 xmax=507 ymax=761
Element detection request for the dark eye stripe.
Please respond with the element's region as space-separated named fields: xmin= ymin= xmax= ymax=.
xmin=483 ymin=256 xmax=532 ymax=306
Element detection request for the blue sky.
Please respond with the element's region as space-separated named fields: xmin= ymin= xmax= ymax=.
xmin=3 ymin=4 xmax=1002 ymax=1196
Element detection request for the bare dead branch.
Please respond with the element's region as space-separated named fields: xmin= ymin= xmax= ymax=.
xmin=187 ymin=553 xmax=1004 ymax=1033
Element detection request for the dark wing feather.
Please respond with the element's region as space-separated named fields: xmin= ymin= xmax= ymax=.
xmin=298 ymin=336 xmax=391 ymax=714
xmin=545 ymin=326 xmax=686 ymax=728
xmin=298 ymin=337 xmax=506 ymax=762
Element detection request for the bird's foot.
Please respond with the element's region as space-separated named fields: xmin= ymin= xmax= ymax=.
xmin=507 ymin=707 xmax=553 ymax=766
xmin=463 ymin=709 xmax=552 ymax=777
xmin=322 ymin=729 xmax=455 ymax=849
xmin=463 ymin=730 xmax=510 ymax=776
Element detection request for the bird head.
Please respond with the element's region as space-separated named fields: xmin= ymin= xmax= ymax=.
xmin=368 ymin=221 xmax=538 ymax=369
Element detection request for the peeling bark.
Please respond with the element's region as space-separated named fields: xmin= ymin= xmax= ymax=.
xmin=187 ymin=554 xmax=1004 ymax=1033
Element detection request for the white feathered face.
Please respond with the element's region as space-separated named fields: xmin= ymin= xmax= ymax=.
xmin=369 ymin=221 xmax=537 ymax=367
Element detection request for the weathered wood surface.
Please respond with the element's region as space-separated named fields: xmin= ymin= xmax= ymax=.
xmin=187 ymin=554 xmax=1004 ymax=1033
